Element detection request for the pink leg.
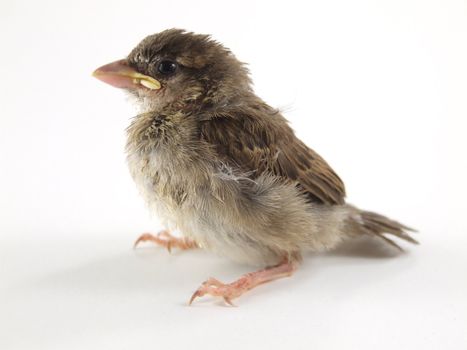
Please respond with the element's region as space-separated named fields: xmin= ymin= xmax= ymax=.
xmin=134 ymin=230 xmax=198 ymax=253
xmin=189 ymin=258 xmax=298 ymax=306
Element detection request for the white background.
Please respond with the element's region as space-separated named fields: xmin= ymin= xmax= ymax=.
xmin=1 ymin=0 xmax=466 ymax=349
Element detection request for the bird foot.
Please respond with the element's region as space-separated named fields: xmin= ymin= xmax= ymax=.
xmin=189 ymin=277 xmax=244 ymax=306
xmin=133 ymin=230 xmax=198 ymax=253
xmin=189 ymin=258 xmax=297 ymax=306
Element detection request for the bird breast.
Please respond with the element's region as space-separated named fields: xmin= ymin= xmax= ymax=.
xmin=125 ymin=117 xmax=349 ymax=266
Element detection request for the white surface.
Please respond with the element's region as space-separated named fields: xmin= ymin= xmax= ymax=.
xmin=1 ymin=0 xmax=466 ymax=349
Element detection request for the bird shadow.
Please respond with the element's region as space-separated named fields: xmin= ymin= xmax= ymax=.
xmin=30 ymin=245 xmax=246 ymax=296
xmin=23 ymin=234 xmax=413 ymax=308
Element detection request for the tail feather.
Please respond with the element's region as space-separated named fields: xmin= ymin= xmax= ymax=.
xmin=355 ymin=210 xmax=418 ymax=251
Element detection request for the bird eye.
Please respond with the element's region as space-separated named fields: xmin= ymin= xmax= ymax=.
xmin=158 ymin=60 xmax=178 ymax=75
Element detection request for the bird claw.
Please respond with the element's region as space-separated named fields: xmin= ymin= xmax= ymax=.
xmin=188 ymin=278 xmax=239 ymax=306
xmin=133 ymin=231 xmax=198 ymax=252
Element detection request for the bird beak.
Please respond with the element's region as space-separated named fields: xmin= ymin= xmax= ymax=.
xmin=92 ymin=59 xmax=161 ymax=90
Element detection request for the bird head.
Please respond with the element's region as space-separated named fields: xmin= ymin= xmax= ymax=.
xmin=93 ymin=29 xmax=252 ymax=112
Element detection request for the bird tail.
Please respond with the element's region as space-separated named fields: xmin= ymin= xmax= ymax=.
xmin=346 ymin=207 xmax=418 ymax=250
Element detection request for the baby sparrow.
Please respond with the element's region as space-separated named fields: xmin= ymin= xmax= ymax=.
xmin=93 ymin=29 xmax=417 ymax=306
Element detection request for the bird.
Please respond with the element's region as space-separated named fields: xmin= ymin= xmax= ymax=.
xmin=93 ymin=29 xmax=417 ymax=306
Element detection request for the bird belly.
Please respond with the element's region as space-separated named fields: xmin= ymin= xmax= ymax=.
xmin=127 ymin=151 xmax=349 ymax=266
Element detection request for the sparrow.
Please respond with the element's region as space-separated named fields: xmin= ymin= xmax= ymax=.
xmin=93 ymin=29 xmax=417 ymax=306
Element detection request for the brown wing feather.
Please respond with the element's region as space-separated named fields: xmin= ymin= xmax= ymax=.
xmin=199 ymin=109 xmax=346 ymax=205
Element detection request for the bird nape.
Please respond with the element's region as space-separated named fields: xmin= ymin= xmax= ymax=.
xmin=93 ymin=28 xmax=417 ymax=306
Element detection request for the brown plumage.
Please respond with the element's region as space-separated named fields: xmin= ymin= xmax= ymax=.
xmin=198 ymin=106 xmax=346 ymax=205
xmin=93 ymin=29 xmax=417 ymax=306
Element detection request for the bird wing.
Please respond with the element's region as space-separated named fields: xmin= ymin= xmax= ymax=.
xmin=199 ymin=110 xmax=346 ymax=205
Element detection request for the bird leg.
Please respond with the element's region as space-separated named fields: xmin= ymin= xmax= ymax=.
xmin=189 ymin=258 xmax=298 ymax=306
xmin=133 ymin=230 xmax=198 ymax=253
